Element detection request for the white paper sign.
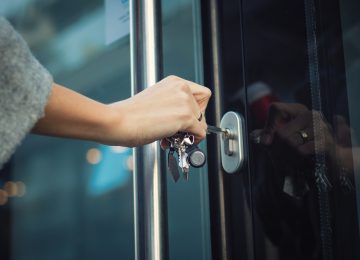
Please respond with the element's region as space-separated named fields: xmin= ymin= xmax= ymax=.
xmin=105 ymin=0 xmax=129 ymax=45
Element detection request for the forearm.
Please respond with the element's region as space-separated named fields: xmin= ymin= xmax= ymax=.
xmin=32 ymin=83 xmax=117 ymax=143
xmin=31 ymin=76 xmax=211 ymax=147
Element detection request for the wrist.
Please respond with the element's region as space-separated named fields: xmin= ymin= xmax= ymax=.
xmin=96 ymin=101 xmax=129 ymax=146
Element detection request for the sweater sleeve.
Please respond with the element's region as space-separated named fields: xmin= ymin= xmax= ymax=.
xmin=0 ymin=17 xmax=53 ymax=169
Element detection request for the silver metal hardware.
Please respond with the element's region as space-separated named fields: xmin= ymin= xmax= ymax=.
xmin=219 ymin=111 xmax=245 ymax=174
xmin=166 ymin=133 xmax=206 ymax=181
xmin=207 ymin=112 xmax=245 ymax=173
xmin=130 ymin=0 xmax=168 ymax=259
xmin=188 ymin=148 xmax=206 ymax=168
xmin=207 ymin=125 xmax=228 ymax=134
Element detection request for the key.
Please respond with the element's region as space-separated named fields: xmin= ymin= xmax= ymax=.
xmin=166 ymin=132 xmax=206 ymax=181
xmin=167 ymin=135 xmax=183 ymax=182
xmin=207 ymin=125 xmax=230 ymax=137
xmin=168 ymin=146 xmax=180 ymax=182
xmin=181 ymin=133 xmax=194 ymax=174
xmin=179 ymin=149 xmax=190 ymax=180
xmin=207 ymin=124 xmax=233 ymax=155
xmin=178 ymin=143 xmax=190 ymax=179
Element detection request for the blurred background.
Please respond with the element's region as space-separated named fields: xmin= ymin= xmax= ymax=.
xmin=1 ymin=0 xmax=359 ymax=260
xmin=0 ymin=0 xmax=211 ymax=260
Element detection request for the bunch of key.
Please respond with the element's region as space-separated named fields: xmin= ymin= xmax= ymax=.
xmin=167 ymin=132 xmax=206 ymax=182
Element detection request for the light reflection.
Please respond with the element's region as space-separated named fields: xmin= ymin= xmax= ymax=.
xmin=0 ymin=189 xmax=8 ymax=205
xmin=4 ymin=181 xmax=18 ymax=197
xmin=88 ymin=145 xmax=132 ymax=195
xmin=86 ymin=148 xmax=102 ymax=164
xmin=127 ymin=155 xmax=134 ymax=171
xmin=111 ymin=146 xmax=128 ymax=153
xmin=16 ymin=181 xmax=26 ymax=197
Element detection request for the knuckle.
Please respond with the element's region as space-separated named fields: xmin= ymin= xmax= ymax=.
xmin=205 ymin=88 xmax=212 ymax=97
xmin=179 ymin=82 xmax=191 ymax=93
xmin=167 ymin=75 xmax=180 ymax=81
xmin=179 ymin=107 xmax=193 ymax=122
xmin=178 ymin=89 xmax=191 ymax=103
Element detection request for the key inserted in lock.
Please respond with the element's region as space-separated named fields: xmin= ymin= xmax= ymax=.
xmin=207 ymin=125 xmax=233 ymax=155
xmin=208 ymin=111 xmax=245 ymax=174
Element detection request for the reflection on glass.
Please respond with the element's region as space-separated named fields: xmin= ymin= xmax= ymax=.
xmin=88 ymin=145 xmax=132 ymax=196
xmin=162 ymin=0 xmax=211 ymax=260
xmin=242 ymin=0 xmax=360 ymax=259
xmin=340 ymin=0 xmax=360 ymax=234
xmin=1 ymin=0 xmax=134 ymax=259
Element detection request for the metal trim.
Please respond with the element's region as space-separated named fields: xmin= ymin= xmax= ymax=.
xmin=130 ymin=1 xmax=168 ymax=259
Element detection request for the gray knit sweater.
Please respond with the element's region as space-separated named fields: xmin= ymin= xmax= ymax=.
xmin=0 ymin=17 xmax=53 ymax=169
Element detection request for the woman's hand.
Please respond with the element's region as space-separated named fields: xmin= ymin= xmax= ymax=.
xmin=33 ymin=76 xmax=211 ymax=147
xmin=104 ymin=75 xmax=212 ymax=147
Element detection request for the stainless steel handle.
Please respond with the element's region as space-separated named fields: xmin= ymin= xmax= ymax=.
xmin=130 ymin=1 xmax=168 ymax=260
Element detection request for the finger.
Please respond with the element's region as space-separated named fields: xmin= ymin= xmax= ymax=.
xmin=187 ymin=88 xmax=206 ymax=125
xmin=165 ymin=75 xmax=211 ymax=99
xmin=191 ymin=100 xmax=208 ymax=142
xmin=263 ymin=102 xmax=308 ymax=144
xmin=277 ymin=112 xmax=313 ymax=140
xmin=183 ymin=79 xmax=212 ymax=109
xmin=279 ymin=126 xmax=313 ymax=150
xmin=196 ymin=117 xmax=208 ymax=144
xmin=185 ymin=117 xmax=207 ymax=143
xmin=179 ymin=89 xmax=207 ymax=139
xmin=264 ymin=103 xmax=308 ymax=131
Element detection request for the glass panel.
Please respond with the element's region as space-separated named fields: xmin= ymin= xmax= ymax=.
xmin=339 ymin=0 xmax=360 ymax=233
xmin=241 ymin=0 xmax=360 ymax=259
xmin=0 ymin=1 xmax=134 ymax=259
xmin=161 ymin=0 xmax=212 ymax=259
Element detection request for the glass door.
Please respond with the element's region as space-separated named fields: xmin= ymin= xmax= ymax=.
xmin=241 ymin=0 xmax=360 ymax=259
xmin=161 ymin=1 xmax=212 ymax=260
xmin=202 ymin=0 xmax=360 ymax=259
xmin=0 ymin=1 xmax=134 ymax=259
xmin=130 ymin=0 xmax=211 ymax=259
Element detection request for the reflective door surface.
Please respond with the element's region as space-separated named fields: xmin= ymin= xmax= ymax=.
xmin=162 ymin=1 xmax=212 ymax=260
xmin=0 ymin=1 xmax=134 ymax=259
xmin=2 ymin=0 xmax=360 ymax=259
xmin=241 ymin=0 xmax=360 ymax=259
xmin=203 ymin=0 xmax=360 ymax=259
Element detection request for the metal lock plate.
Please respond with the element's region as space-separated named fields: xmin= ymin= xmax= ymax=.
xmin=220 ymin=111 xmax=245 ymax=174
